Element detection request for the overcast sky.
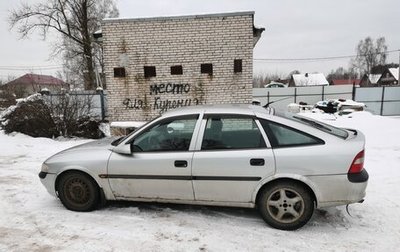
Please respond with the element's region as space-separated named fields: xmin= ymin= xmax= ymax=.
xmin=1 ymin=0 xmax=399 ymax=80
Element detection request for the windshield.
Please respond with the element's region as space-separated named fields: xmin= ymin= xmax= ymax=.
xmin=276 ymin=113 xmax=349 ymax=139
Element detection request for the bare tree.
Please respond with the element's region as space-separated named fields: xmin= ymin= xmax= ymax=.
xmin=9 ymin=0 xmax=119 ymax=90
xmin=326 ymin=67 xmax=358 ymax=81
xmin=351 ymin=36 xmax=388 ymax=75
xmin=45 ymin=93 xmax=95 ymax=136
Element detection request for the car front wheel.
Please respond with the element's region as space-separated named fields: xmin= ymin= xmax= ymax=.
xmin=57 ymin=172 xmax=99 ymax=212
xmin=258 ymin=181 xmax=314 ymax=230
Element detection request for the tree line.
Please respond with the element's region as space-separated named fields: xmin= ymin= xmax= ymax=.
xmin=254 ymin=36 xmax=398 ymax=87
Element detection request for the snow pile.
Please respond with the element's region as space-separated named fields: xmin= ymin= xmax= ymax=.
xmin=0 ymin=93 xmax=105 ymax=139
xmin=301 ymin=111 xmax=398 ymax=148
xmin=110 ymin=121 xmax=147 ymax=128
xmin=0 ymin=93 xmax=42 ymax=126
xmin=0 ymin=112 xmax=399 ymax=251
xmin=99 ymin=122 xmax=111 ymax=137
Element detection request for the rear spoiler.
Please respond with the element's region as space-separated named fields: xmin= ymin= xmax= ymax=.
xmin=345 ymin=128 xmax=358 ymax=136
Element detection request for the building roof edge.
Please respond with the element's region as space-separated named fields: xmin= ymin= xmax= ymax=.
xmin=103 ymin=11 xmax=255 ymax=23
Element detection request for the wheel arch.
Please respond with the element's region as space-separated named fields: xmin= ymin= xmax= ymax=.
xmin=54 ymin=169 xmax=106 ymax=204
xmin=254 ymin=176 xmax=319 ymax=208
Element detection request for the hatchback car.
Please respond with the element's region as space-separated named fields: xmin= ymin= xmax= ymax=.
xmin=39 ymin=104 xmax=368 ymax=230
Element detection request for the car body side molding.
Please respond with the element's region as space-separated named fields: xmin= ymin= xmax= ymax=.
xmin=99 ymin=174 xmax=261 ymax=181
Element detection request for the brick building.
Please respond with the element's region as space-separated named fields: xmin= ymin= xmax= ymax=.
xmin=101 ymin=11 xmax=264 ymax=122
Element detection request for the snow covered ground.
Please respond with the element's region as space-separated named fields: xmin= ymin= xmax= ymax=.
xmin=0 ymin=112 xmax=399 ymax=251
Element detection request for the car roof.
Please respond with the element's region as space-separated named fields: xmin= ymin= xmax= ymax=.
xmin=162 ymin=104 xmax=272 ymax=118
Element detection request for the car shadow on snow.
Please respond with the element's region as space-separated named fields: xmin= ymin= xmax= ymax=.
xmin=100 ymin=201 xmax=355 ymax=229
xmin=103 ymin=200 xmax=262 ymax=222
xmin=308 ymin=207 xmax=355 ymax=229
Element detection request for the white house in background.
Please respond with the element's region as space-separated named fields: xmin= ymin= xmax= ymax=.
xmin=378 ymin=67 xmax=399 ymax=86
xmin=360 ymin=73 xmax=381 ymax=87
xmin=289 ymin=73 xmax=329 ymax=87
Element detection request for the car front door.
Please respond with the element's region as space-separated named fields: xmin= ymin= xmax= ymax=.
xmin=107 ymin=115 xmax=200 ymax=200
xmin=192 ymin=115 xmax=275 ymax=203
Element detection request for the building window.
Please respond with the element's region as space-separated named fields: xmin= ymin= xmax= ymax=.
xmin=234 ymin=59 xmax=242 ymax=73
xmin=171 ymin=65 xmax=183 ymax=75
xmin=114 ymin=67 xmax=126 ymax=77
xmin=201 ymin=63 xmax=213 ymax=75
xmin=144 ymin=66 xmax=156 ymax=78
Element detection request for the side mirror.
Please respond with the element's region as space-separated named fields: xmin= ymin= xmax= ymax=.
xmin=112 ymin=143 xmax=132 ymax=155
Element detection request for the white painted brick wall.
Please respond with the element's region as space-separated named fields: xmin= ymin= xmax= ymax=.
xmin=103 ymin=12 xmax=255 ymax=121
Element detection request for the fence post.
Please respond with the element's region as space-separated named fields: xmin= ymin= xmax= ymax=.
xmin=99 ymin=91 xmax=106 ymax=121
xmin=294 ymin=88 xmax=297 ymax=103
xmin=267 ymin=91 xmax=270 ymax=105
xmin=322 ymin=86 xmax=325 ymax=101
xmin=380 ymin=86 xmax=385 ymax=116
xmin=352 ymin=83 xmax=356 ymax=101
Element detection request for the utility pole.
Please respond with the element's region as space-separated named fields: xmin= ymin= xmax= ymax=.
xmin=398 ymin=50 xmax=400 ymax=85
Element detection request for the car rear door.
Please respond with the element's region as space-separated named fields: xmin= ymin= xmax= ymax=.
xmin=191 ymin=115 xmax=275 ymax=203
xmin=107 ymin=115 xmax=200 ymax=200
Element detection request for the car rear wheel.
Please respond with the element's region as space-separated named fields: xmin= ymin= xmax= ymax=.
xmin=258 ymin=181 xmax=314 ymax=230
xmin=57 ymin=172 xmax=99 ymax=212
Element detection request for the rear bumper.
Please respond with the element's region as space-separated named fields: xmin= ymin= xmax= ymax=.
xmin=348 ymin=169 xmax=369 ymax=183
xmin=307 ymin=170 xmax=368 ymax=208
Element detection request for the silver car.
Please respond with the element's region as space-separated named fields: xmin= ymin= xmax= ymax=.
xmin=39 ymin=104 xmax=368 ymax=230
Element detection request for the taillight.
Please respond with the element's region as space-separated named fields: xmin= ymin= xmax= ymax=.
xmin=348 ymin=150 xmax=365 ymax=174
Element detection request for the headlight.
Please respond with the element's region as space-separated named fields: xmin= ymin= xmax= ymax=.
xmin=41 ymin=163 xmax=50 ymax=172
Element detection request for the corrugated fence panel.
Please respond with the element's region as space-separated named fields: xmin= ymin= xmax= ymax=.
xmin=253 ymin=88 xmax=296 ymax=112
xmin=323 ymin=85 xmax=353 ymax=100
xmin=253 ymin=86 xmax=354 ymax=113
xmin=253 ymin=86 xmax=400 ymax=116
xmin=382 ymin=87 xmax=400 ymax=116
xmin=354 ymin=87 xmax=383 ymax=115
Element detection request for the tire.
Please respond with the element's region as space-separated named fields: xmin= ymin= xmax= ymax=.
xmin=57 ymin=172 xmax=99 ymax=212
xmin=257 ymin=181 xmax=314 ymax=230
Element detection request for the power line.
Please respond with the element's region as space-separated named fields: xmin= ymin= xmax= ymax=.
xmin=0 ymin=65 xmax=63 ymax=70
xmin=1 ymin=49 xmax=399 ymax=68
xmin=0 ymin=64 xmax=62 ymax=68
xmin=254 ymin=49 xmax=400 ymax=62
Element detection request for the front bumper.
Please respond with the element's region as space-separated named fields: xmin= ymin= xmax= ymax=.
xmin=38 ymin=172 xmax=58 ymax=197
xmin=38 ymin=171 xmax=47 ymax=179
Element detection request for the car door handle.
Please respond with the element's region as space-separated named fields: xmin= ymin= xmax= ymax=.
xmin=174 ymin=160 xmax=188 ymax=168
xmin=250 ymin=158 xmax=265 ymax=166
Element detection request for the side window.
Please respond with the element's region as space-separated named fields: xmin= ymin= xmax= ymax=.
xmin=132 ymin=116 xmax=198 ymax=152
xmin=201 ymin=116 xmax=266 ymax=150
xmin=260 ymin=119 xmax=324 ymax=148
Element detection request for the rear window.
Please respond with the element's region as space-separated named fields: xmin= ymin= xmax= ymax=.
xmin=260 ymin=119 xmax=324 ymax=148
xmin=290 ymin=115 xmax=349 ymax=139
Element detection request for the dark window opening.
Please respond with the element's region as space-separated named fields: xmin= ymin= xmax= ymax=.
xmin=201 ymin=64 xmax=213 ymax=75
xmin=234 ymin=59 xmax=242 ymax=73
xmin=171 ymin=65 xmax=183 ymax=75
xmin=144 ymin=66 xmax=156 ymax=78
xmin=114 ymin=67 xmax=126 ymax=77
